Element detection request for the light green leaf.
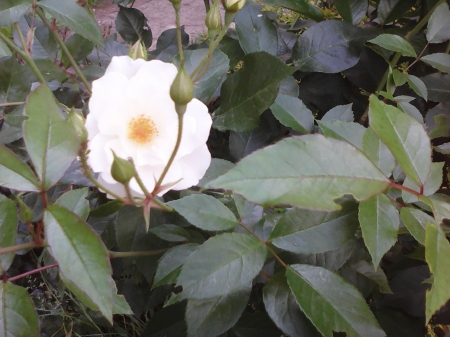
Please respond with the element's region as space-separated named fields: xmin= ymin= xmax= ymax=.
xmin=0 ymin=143 xmax=40 ymax=192
xmin=402 ymin=162 xmax=443 ymax=203
xmin=420 ymin=194 xmax=450 ymax=227
xmin=359 ymin=194 xmax=399 ymax=268
xmin=435 ymin=142 xmax=450 ymax=154
xmin=55 ymin=187 xmax=89 ymax=220
xmin=186 ymin=286 xmax=251 ymax=337
xmin=334 ymin=0 xmax=368 ymax=25
xmin=286 ymin=264 xmax=385 ymax=337
xmin=392 ymin=69 xmax=408 ymax=86
xmin=24 ymin=85 xmax=81 ymax=190
xmin=269 ymin=199 xmax=359 ymax=254
xmin=0 ymin=40 xmax=11 ymax=58
xmin=0 ymin=195 xmax=17 ymax=272
xmin=321 ymin=103 xmax=354 ymax=122
xmin=270 ymin=94 xmax=314 ymax=134
xmin=318 ymin=120 xmax=366 ymax=150
xmin=362 ymin=127 xmax=396 ymax=177
xmin=369 ymin=34 xmax=416 ymax=58
xmin=177 ymin=233 xmax=267 ymax=299
xmin=426 ymin=3 xmax=450 ymax=44
xmin=421 ymin=53 xmax=450 ymax=74
xmin=400 ymin=207 xmax=433 ymax=245
xmin=149 ymin=224 xmax=191 ymax=242
xmin=168 ymin=194 xmax=239 ymax=231
xmin=206 ymin=134 xmax=390 ymax=210
xmin=406 ymin=75 xmax=427 ymax=100
xmin=0 ymin=281 xmax=39 ymax=336
xmin=0 ymin=0 xmax=31 ymax=27
xmin=368 ymin=95 xmax=431 ymax=187
xmin=425 ymin=221 xmax=450 ymax=322
xmin=38 ymin=0 xmax=103 ymax=46
xmin=44 ymin=204 xmax=114 ymax=323
xmin=113 ymin=293 xmax=133 ymax=315
xmin=260 ymin=0 xmax=323 ymax=21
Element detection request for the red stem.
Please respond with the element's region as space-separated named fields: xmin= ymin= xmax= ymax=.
xmin=7 ymin=263 xmax=58 ymax=282
xmin=389 ymin=181 xmax=423 ymax=197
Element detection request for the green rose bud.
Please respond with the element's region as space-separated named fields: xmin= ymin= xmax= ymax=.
xmin=128 ymin=40 xmax=147 ymax=60
xmin=111 ymin=150 xmax=136 ymax=184
xmin=67 ymin=109 xmax=88 ymax=143
xmin=170 ymin=64 xmax=194 ymax=106
xmin=205 ymin=1 xmax=222 ymax=38
xmin=221 ymin=0 xmax=246 ymax=12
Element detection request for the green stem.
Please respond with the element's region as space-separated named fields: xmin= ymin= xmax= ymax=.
xmin=109 ymin=248 xmax=168 ymax=258
xmin=0 ymin=102 xmax=24 ymax=108
xmin=35 ymin=7 xmax=92 ymax=94
xmin=0 ymin=241 xmax=41 ymax=256
xmin=130 ymin=158 xmax=151 ymax=197
xmin=0 ymin=31 xmax=47 ymax=84
xmin=151 ymin=197 xmax=174 ymax=212
xmin=124 ymin=183 xmax=136 ymax=205
xmin=14 ymin=22 xmax=30 ymax=57
xmin=173 ymin=3 xmax=184 ymax=63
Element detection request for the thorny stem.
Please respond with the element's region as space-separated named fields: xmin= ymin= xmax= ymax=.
xmin=108 ymin=248 xmax=169 ymax=258
xmin=35 ymin=7 xmax=92 ymax=94
xmin=7 ymin=263 xmax=58 ymax=283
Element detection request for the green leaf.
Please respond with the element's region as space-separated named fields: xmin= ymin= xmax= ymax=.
xmin=55 ymin=187 xmax=89 ymax=220
xmin=369 ymin=34 xmax=416 ymax=58
xmin=235 ymin=2 xmax=278 ymax=55
xmin=0 ymin=281 xmax=39 ymax=336
xmin=348 ymin=260 xmax=392 ymax=294
xmin=264 ymin=271 xmax=322 ymax=337
xmin=293 ymin=20 xmax=365 ymax=73
xmin=0 ymin=143 xmax=40 ymax=192
xmin=359 ymin=194 xmax=399 ymax=268
xmin=18 ymin=16 xmax=57 ymax=61
xmin=269 ymin=200 xmax=359 ymax=254
xmin=0 ymin=57 xmax=31 ymax=104
xmin=186 ymin=286 xmax=251 ymax=337
xmin=321 ymin=103 xmax=354 ymax=122
xmin=397 ymin=100 xmax=424 ymax=123
xmin=149 ymin=224 xmax=191 ymax=242
xmin=62 ymin=34 xmax=94 ymax=67
xmin=406 ymin=74 xmax=427 ymax=100
xmin=425 ymin=221 xmax=450 ymax=322
xmin=422 ymin=73 xmax=450 ymax=102
xmin=402 ymin=162 xmax=443 ymax=203
xmin=435 ymin=142 xmax=450 ymax=154
xmin=153 ymin=243 xmax=198 ymax=288
xmin=177 ymin=233 xmax=267 ymax=299
xmin=44 ymin=204 xmax=114 ymax=323
xmin=392 ymin=69 xmax=407 ymax=86
xmin=213 ymin=52 xmax=293 ymax=132
xmin=270 ymin=94 xmax=314 ymax=134
xmin=400 ymin=207 xmax=433 ymax=245
xmin=421 ymin=53 xmax=450 ymax=74
xmin=368 ymin=95 xmax=432 ymax=187
xmin=377 ymin=0 xmax=416 ymax=25
xmin=261 ymin=0 xmax=323 ymax=21
xmin=24 ymin=85 xmax=81 ymax=190
xmin=286 ymin=264 xmax=385 ymax=337
xmin=0 ymin=0 xmax=31 ymax=27
xmin=334 ymin=0 xmax=368 ymax=25
xmin=198 ymin=158 xmax=234 ymax=188
xmin=426 ymin=3 xmax=450 ymax=44
xmin=0 ymin=40 xmax=11 ymax=58
xmin=362 ymin=127 xmax=396 ymax=177
xmin=175 ymin=49 xmax=229 ymax=104
xmin=115 ymin=6 xmax=152 ymax=47
xmin=168 ymin=194 xmax=239 ymax=231
xmin=0 ymin=195 xmax=17 ymax=272
xmin=206 ymin=134 xmax=390 ymax=210
xmin=318 ymin=120 xmax=366 ymax=150
xmin=112 ymin=292 xmax=133 ymax=315
xmin=38 ymin=0 xmax=103 ymax=46
xmin=35 ymin=59 xmax=69 ymax=82
xmin=422 ymin=194 xmax=450 ymax=226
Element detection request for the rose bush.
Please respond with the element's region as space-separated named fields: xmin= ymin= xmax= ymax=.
xmin=85 ymin=56 xmax=212 ymax=198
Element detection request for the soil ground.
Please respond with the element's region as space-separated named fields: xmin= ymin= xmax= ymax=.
xmin=93 ymin=0 xmax=224 ymax=47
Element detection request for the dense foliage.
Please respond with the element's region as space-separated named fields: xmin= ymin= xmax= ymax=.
xmin=0 ymin=0 xmax=450 ymax=336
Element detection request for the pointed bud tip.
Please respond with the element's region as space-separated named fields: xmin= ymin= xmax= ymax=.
xmin=111 ymin=150 xmax=136 ymax=184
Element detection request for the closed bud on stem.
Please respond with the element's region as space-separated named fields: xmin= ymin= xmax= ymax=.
xmin=221 ymin=0 xmax=246 ymax=13
xmin=170 ymin=63 xmax=194 ymax=106
xmin=67 ymin=109 xmax=88 ymax=143
xmin=128 ymin=39 xmax=147 ymax=60
xmin=111 ymin=150 xmax=135 ymax=184
xmin=205 ymin=1 xmax=221 ymax=38
xmin=18 ymin=198 xmax=33 ymax=223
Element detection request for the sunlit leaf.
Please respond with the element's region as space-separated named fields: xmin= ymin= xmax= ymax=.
xmin=362 ymin=127 xmax=396 ymax=177
xmin=318 ymin=120 xmax=366 ymax=150
xmin=55 ymin=187 xmax=89 ymax=220
xmin=260 ymin=0 xmax=323 ymax=21
xmin=369 ymin=34 xmax=416 ymax=58
xmin=402 ymin=162 xmax=443 ymax=203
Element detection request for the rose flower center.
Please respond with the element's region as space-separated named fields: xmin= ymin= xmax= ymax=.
xmin=127 ymin=115 xmax=158 ymax=145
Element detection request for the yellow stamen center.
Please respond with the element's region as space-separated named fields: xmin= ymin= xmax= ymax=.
xmin=127 ymin=115 xmax=158 ymax=145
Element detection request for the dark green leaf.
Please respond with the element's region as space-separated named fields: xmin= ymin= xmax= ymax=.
xmin=17 ymin=16 xmax=57 ymax=61
xmin=198 ymin=158 xmax=234 ymax=188
xmin=0 ymin=0 xmax=31 ymax=27
xmin=421 ymin=53 xmax=450 ymax=74
xmin=406 ymin=74 xmax=427 ymax=100
xmin=153 ymin=243 xmax=198 ymax=288
xmin=348 ymin=260 xmax=392 ymax=293
xmin=115 ymin=6 xmax=152 ymax=48
xmin=0 ymin=195 xmax=17 ymax=272
xmin=24 ymin=85 xmax=81 ymax=190
xmin=62 ymin=34 xmax=94 ymax=67
xmin=0 ymin=143 xmax=40 ymax=192
xmin=150 ymin=224 xmax=191 ymax=242
xmin=81 ymin=64 xmax=105 ymax=81
xmin=377 ymin=0 xmax=416 ymax=25
xmin=369 ymin=34 xmax=416 ymax=58
xmin=186 ymin=286 xmax=251 ymax=337
xmin=206 ymin=135 xmax=390 ymax=210
xmin=270 ymin=94 xmax=314 ymax=134
xmin=141 ymin=301 xmax=187 ymax=337
xmin=55 ymin=187 xmax=89 ymax=220
xmin=321 ymin=103 xmax=354 ymax=122
xmin=425 ymin=221 xmax=450 ymax=322
xmin=368 ymin=95 xmax=431 ymax=187
xmin=168 ymin=194 xmax=239 ymax=231
xmin=334 ymin=0 xmax=368 ymax=25
xmin=0 ymin=281 xmax=39 ymax=336
xmin=426 ymin=3 xmax=450 ymax=44
xmin=269 ymin=200 xmax=359 ymax=254
xmin=38 ymin=0 xmax=103 ymax=46
xmin=177 ymin=233 xmax=267 ymax=299
xmin=286 ymin=264 xmax=385 ymax=337
xmin=235 ymin=2 xmax=278 ymax=55
xmin=219 ymin=35 xmax=245 ymax=70
xmin=278 ymin=76 xmax=299 ymax=97
xmin=35 ymin=59 xmax=69 ymax=82
xmin=362 ymin=127 xmax=396 ymax=177
xmin=213 ymin=51 xmax=293 ymax=132
xmin=359 ymin=194 xmax=399 ymax=268
xmin=400 ymin=207 xmax=433 ymax=245
xmin=318 ymin=120 xmax=366 ymax=150
xmin=293 ymin=20 xmax=365 ymax=73
xmin=422 ymin=73 xmax=450 ymax=102
xmin=233 ymin=312 xmax=283 ymax=337
xmin=261 ymin=0 xmax=323 ymax=21
xmin=0 ymin=57 xmax=31 ymax=104
xmin=263 ymin=271 xmax=322 ymax=337
xmin=44 ymin=204 xmax=114 ymax=323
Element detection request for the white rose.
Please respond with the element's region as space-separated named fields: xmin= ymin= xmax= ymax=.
xmin=85 ymin=56 xmax=212 ymax=198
